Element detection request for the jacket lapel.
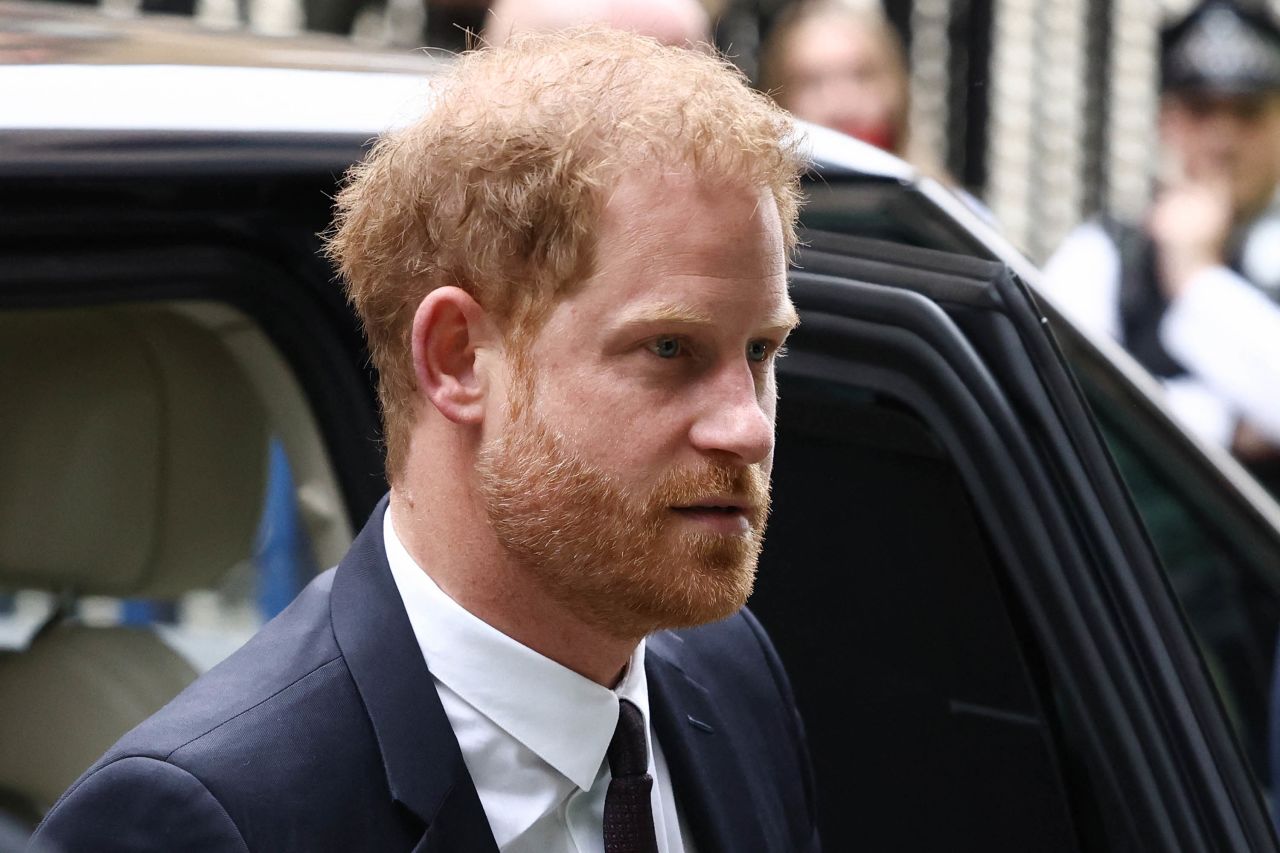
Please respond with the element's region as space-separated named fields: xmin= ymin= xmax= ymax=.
xmin=646 ymin=630 xmax=770 ymax=853
xmin=330 ymin=496 xmax=498 ymax=853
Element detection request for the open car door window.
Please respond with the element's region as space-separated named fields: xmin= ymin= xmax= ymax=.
xmin=753 ymin=230 xmax=1276 ymax=851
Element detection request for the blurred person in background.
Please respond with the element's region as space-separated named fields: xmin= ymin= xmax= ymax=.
xmin=758 ymin=0 xmax=943 ymax=179
xmin=1043 ymin=0 xmax=1280 ymax=492
xmin=484 ymin=0 xmax=711 ymax=47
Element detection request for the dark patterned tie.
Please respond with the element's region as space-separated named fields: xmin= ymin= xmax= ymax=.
xmin=603 ymin=699 xmax=660 ymax=853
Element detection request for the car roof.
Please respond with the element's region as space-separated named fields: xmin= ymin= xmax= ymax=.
xmin=0 ymin=0 xmax=441 ymax=71
xmin=1 ymin=1 xmax=443 ymax=133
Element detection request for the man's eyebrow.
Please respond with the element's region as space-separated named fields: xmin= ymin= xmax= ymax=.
xmin=614 ymin=304 xmax=715 ymax=326
xmin=772 ymin=303 xmax=802 ymax=334
xmin=614 ymin=302 xmax=801 ymax=334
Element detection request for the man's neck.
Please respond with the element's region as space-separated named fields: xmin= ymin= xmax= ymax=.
xmin=388 ymin=488 xmax=639 ymax=687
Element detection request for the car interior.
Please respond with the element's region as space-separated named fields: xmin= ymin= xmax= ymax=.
xmin=0 ymin=301 xmax=350 ymax=826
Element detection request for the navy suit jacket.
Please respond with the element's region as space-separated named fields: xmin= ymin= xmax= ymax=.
xmin=34 ymin=500 xmax=819 ymax=852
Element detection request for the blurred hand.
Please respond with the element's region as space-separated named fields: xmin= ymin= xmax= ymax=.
xmin=1148 ymin=179 xmax=1233 ymax=299
xmin=1232 ymin=419 xmax=1280 ymax=462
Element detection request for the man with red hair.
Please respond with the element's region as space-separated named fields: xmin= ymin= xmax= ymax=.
xmin=34 ymin=27 xmax=818 ymax=853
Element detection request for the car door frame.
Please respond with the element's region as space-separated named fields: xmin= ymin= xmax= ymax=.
xmin=782 ymin=229 xmax=1276 ymax=851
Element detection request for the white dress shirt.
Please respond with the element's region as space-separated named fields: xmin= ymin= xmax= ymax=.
xmin=1161 ymin=267 xmax=1280 ymax=444
xmin=383 ymin=512 xmax=693 ymax=853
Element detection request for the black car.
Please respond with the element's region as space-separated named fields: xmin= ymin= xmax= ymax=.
xmin=2 ymin=5 xmax=1279 ymax=850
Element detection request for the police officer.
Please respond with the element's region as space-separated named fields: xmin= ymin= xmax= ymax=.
xmin=1043 ymin=0 xmax=1280 ymax=484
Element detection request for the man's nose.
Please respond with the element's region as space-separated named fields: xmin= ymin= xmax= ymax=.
xmin=688 ymin=362 xmax=775 ymax=465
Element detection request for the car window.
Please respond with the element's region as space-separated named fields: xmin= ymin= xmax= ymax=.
xmin=802 ymin=178 xmax=989 ymax=255
xmin=1063 ymin=333 xmax=1280 ymax=798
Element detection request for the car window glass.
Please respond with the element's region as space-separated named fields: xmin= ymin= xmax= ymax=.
xmin=802 ymin=178 xmax=987 ymax=255
xmin=1074 ymin=360 xmax=1280 ymax=800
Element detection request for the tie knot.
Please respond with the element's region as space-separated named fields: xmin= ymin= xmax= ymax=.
xmin=608 ymin=699 xmax=649 ymax=778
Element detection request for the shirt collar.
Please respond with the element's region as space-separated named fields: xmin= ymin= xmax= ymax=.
xmin=383 ymin=510 xmax=652 ymax=792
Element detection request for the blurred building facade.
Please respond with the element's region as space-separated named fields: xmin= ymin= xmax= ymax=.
xmin=984 ymin=0 xmax=1162 ymax=261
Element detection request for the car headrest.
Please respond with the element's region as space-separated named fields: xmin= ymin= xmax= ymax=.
xmin=0 ymin=306 xmax=269 ymax=598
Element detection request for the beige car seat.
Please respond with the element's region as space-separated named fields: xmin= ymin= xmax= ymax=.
xmin=0 ymin=305 xmax=269 ymax=822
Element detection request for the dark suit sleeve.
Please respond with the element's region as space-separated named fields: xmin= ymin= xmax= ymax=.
xmin=740 ymin=607 xmax=821 ymax=851
xmin=32 ymin=756 xmax=249 ymax=853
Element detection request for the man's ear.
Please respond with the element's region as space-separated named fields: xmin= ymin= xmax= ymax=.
xmin=410 ymin=286 xmax=498 ymax=425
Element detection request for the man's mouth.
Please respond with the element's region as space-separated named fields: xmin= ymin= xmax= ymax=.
xmin=670 ymin=500 xmax=754 ymax=534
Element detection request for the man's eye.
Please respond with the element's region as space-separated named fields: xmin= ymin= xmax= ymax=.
xmin=648 ymin=336 xmax=684 ymax=359
xmin=747 ymin=340 xmax=772 ymax=363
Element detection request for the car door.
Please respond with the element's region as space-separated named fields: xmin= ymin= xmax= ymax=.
xmin=751 ymin=229 xmax=1277 ymax=851
xmin=803 ymin=156 xmax=1280 ymax=808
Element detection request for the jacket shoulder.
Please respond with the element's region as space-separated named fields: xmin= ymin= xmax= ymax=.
xmin=39 ymin=566 xmax=419 ymax=849
xmin=33 ymin=756 xmax=249 ymax=853
xmin=106 ymin=568 xmax=343 ymax=763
